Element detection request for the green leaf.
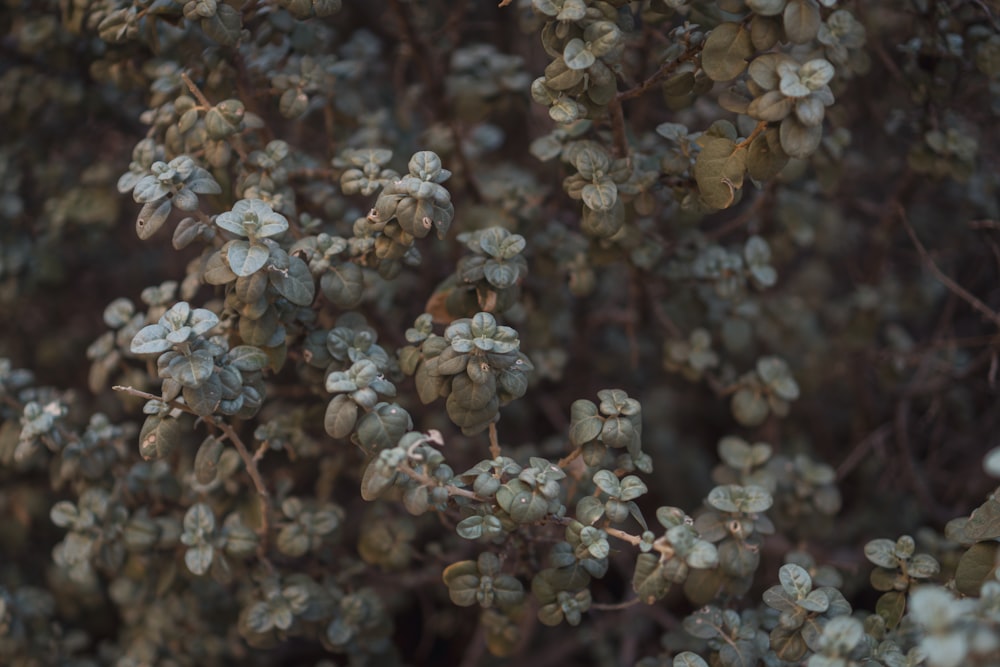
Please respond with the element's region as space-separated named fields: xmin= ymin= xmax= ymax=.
xmin=600 ymin=415 xmax=635 ymax=450
xmin=864 ymin=539 xmax=898 ymax=568
xmin=732 ymin=388 xmax=768 ymax=426
xmin=555 ymin=0 xmax=585 ymax=20
xmin=184 ymin=502 xmax=216 ymax=535
xmin=563 ymin=38 xmax=595 ymax=71
xmin=954 ymin=541 xmax=998 ymax=596
xmin=632 ymin=553 xmax=670 ymax=604
xmin=185 ymin=543 xmax=214 ymax=575
xmin=581 ymin=178 xmax=618 ymax=211
xmin=270 ymin=255 xmax=315 ymax=306
xmin=167 ymin=349 xmax=214 ymax=388
xmin=131 ymin=324 xmax=171 ymax=355
xmin=770 ymin=625 xmax=808 ymax=662
xmin=741 ymin=486 xmax=773 ymax=512
xmin=779 ymin=115 xmax=823 ymax=159
xmin=694 ymin=137 xmax=747 ymax=210
xmin=876 ymin=590 xmax=906 ymax=629
xmin=549 ymin=97 xmax=584 ymax=124
xmin=136 ymin=198 xmax=173 ymax=240
xmin=200 ymin=3 xmax=242 ymax=46
xmin=227 ymin=345 xmax=268 ymax=372
xmin=593 ymin=469 xmax=621 ymax=496
xmin=707 ymin=485 xmax=739 ymax=513
xmin=747 ymin=128 xmax=789 ymax=181
xmin=750 ymin=14 xmax=782 ymax=51
xmin=686 ymin=541 xmax=718 ymax=569
xmin=324 ymin=394 xmax=359 ymax=439
xmin=502 ymin=487 xmax=548 ymax=523
xmin=683 ymin=606 xmax=724 ymax=639
xmin=718 ymin=538 xmax=759 ymax=577
xmin=279 ymin=89 xmax=309 ymax=119
xmin=909 ymin=553 xmax=940 ymax=579
xmin=483 ymin=261 xmax=519 ymax=289
xmin=576 ymin=496 xmax=605 ymax=525
xmin=748 ymin=91 xmax=794 ymax=123
xmin=320 ymin=262 xmax=364 ymax=309
xmin=449 ymin=373 xmax=497 ymax=411
xmin=194 ymin=436 xmax=224 ymax=485
xmin=227 ymin=240 xmax=270 ymax=277
xmin=203 ymin=251 xmax=238 ymax=285
xmin=276 ymin=524 xmax=310 ymax=557
xmin=355 ymin=403 xmax=411 ymax=453
xmin=50 ymin=501 xmax=80 ymax=528
xmin=239 ymin=307 xmax=278 ymax=347
xmin=183 ymin=374 xmax=223 ymax=416
xmin=797 ymin=589 xmax=829 ymax=612
xmin=432 ymin=348 xmax=472 ymax=376
xmin=821 ymin=616 xmax=864 ymax=654
xmin=674 ymin=652 xmax=709 ymax=667
xmin=762 ymin=585 xmax=796 ymax=613
xmin=584 ymin=21 xmax=622 ymax=58
xmin=455 ymin=516 xmax=486 ymax=540
xmin=569 ymin=413 xmax=603 ymax=446
xmin=138 ymin=414 xmax=183 ymax=461
xmin=447 ymin=391 xmax=499 ymax=435
xmin=360 ymin=459 xmax=396 ymax=501
xmin=965 ymin=494 xmax=1000 ymax=540
xmin=701 ymin=23 xmax=753 ymax=82
xmin=783 ymin=0 xmax=821 ymax=44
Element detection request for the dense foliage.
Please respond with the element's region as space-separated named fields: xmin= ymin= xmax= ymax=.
xmin=2 ymin=0 xmax=1000 ymax=665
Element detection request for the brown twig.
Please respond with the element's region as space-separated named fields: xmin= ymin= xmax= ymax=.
xmin=488 ymin=421 xmax=502 ymax=460
xmin=590 ymin=597 xmax=641 ymax=611
xmin=971 ymin=0 xmax=1000 ymax=32
xmin=608 ymin=97 xmax=629 ymax=158
xmin=557 ymin=446 xmax=582 ymax=469
xmin=969 ymin=219 xmax=1000 ymax=230
xmin=180 ymin=71 xmax=213 ymax=109
xmin=615 ymin=40 xmax=699 ymax=103
xmin=113 ymin=385 xmax=274 ymax=567
xmin=836 ymin=422 xmax=891 ymax=480
xmin=397 ymin=461 xmax=484 ymax=502
xmin=703 ymin=183 xmax=772 ymax=243
xmin=180 ymin=72 xmax=250 ymax=162
xmin=897 ymin=203 xmax=1000 ymax=329
xmin=735 ymin=120 xmax=768 ymax=150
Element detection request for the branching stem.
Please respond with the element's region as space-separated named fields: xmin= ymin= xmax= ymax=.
xmin=113 ymin=385 xmax=274 ymax=568
xmin=735 ymin=121 xmax=768 ymax=150
xmin=898 ymin=203 xmax=1000 ymax=329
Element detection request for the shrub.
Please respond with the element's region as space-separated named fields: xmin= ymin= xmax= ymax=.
xmin=1 ymin=0 xmax=999 ymax=665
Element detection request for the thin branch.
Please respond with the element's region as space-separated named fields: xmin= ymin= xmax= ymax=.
xmin=488 ymin=421 xmax=501 ymax=459
xmin=557 ymin=446 xmax=582 ymax=469
xmin=218 ymin=420 xmax=274 ymax=567
xmin=969 ymin=219 xmax=1000 ymax=230
xmin=397 ymin=461 xmax=485 ymax=502
xmin=180 ymin=72 xmax=212 ymax=108
xmin=388 ymin=0 xmax=443 ymax=98
xmin=898 ymin=203 xmax=1000 ymax=329
xmin=836 ymin=422 xmax=891 ymax=481
xmin=113 ymin=385 xmax=274 ymax=568
xmin=971 ymin=0 xmax=1000 ymax=32
xmin=608 ymin=97 xmax=629 ymax=158
xmin=180 ymin=71 xmax=250 ymax=162
xmin=590 ymin=597 xmax=641 ymax=611
xmin=615 ymin=40 xmax=699 ymax=103
xmin=735 ymin=120 xmax=768 ymax=150
xmin=603 ymin=525 xmax=676 ymax=560
xmin=449 ymin=121 xmax=484 ymax=203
